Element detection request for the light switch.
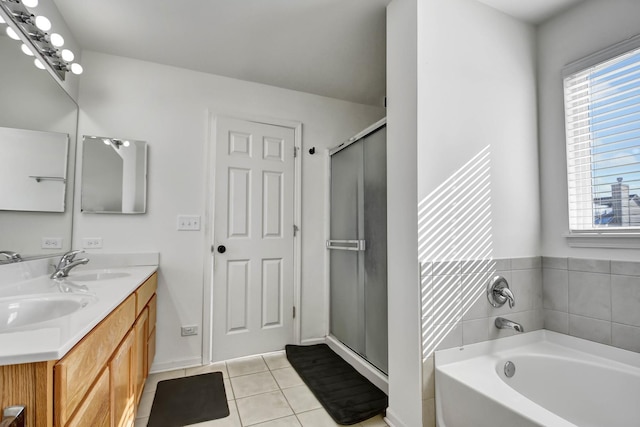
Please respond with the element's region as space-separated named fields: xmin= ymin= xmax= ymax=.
xmin=177 ymin=215 xmax=201 ymax=231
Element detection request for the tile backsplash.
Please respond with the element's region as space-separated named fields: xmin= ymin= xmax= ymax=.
xmin=543 ymin=256 xmax=640 ymax=353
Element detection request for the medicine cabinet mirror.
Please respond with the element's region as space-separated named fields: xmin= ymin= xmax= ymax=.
xmin=81 ymin=136 xmax=148 ymax=214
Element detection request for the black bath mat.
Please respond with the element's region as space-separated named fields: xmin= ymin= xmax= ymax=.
xmin=147 ymin=372 xmax=229 ymax=427
xmin=285 ymin=344 xmax=387 ymax=425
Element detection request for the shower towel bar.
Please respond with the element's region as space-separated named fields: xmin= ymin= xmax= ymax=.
xmin=326 ymin=240 xmax=366 ymax=251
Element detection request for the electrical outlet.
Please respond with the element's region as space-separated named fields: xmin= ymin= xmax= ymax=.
xmin=82 ymin=237 xmax=103 ymax=248
xmin=177 ymin=215 xmax=201 ymax=231
xmin=41 ymin=237 xmax=63 ymax=249
xmin=181 ymin=325 xmax=198 ymax=336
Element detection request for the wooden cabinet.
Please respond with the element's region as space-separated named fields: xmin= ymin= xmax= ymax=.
xmin=0 ymin=272 xmax=157 ymax=427
xmin=54 ymin=295 xmax=135 ymax=426
xmin=110 ymin=331 xmax=136 ymax=427
xmin=65 ymin=368 xmax=110 ymax=427
xmin=133 ymin=308 xmax=149 ymax=404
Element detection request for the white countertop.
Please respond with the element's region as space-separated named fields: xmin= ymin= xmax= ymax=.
xmin=0 ymin=265 xmax=157 ymax=366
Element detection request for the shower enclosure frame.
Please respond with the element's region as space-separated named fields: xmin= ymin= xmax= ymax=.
xmin=324 ymin=117 xmax=388 ymax=393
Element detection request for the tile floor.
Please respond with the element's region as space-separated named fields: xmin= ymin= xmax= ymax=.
xmin=134 ymin=351 xmax=388 ymax=427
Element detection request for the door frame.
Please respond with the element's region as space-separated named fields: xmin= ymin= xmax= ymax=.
xmin=202 ymin=111 xmax=303 ymax=363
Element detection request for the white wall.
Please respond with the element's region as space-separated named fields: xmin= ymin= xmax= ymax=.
xmin=416 ymin=0 xmax=539 ymax=425
xmin=418 ymin=0 xmax=539 ymax=260
xmin=74 ymin=51 xmax=384 ymax=370
xmin=386 ymin=1 xmax=422 ymax=426
xmin=538 ymin=0 xmax=640 ymax=260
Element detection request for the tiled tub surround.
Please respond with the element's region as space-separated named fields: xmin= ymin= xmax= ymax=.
xmin=421 ymin=257 xmax=544 ymax=426
xmin=543 ymin=257 xmax=640 ymax=353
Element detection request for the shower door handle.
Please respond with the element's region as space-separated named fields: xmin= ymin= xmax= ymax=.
xmin=326 ymin=240 xmax=366 ymax=251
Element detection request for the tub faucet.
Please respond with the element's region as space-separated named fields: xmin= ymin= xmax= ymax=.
xmin=51 ymin=250 xmax=89 ymax=279
xmin=495 ymin=317 xmax=524 ymax=333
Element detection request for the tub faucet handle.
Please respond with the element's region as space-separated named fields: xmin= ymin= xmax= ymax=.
xmin=487 ymin=276 xmax=515 ymax=308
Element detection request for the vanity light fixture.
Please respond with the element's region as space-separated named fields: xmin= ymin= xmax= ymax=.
xmin=101 ymin=138 xmax=129 ymax=150
xmin=0 ymin=0 xmax=82 ymax=80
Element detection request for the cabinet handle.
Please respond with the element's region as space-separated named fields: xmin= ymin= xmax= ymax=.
xmin=1 ymin=406 xmax=25 ymax=427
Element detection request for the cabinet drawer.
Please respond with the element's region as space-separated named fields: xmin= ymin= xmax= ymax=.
xmin=136 ymin=273 xmax=157 ymax=316
xmin=54 ymin=295 xmax=135 ymax=426
xmin=64 ymin=367 xmax=110 ymax=427
xmin=148 ymin=294 xmax=157 ymax=337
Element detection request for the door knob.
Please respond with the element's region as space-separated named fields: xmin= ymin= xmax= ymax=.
xmin=217 ymin=245 xmax=226 ymax=254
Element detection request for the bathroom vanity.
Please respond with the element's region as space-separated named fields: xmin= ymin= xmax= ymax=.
xmin=0 ymin=267 xmax=157 ymax=427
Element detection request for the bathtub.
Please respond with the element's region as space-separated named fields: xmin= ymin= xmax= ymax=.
xmin=435 ymin=329 xmax=640 ymax=427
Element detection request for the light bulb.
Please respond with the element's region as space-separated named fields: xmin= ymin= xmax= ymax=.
xmin=61 ymin=49 xmax=74 ymax=62
xmin=123 ymin=141 xmax=130 ymax=147
xmin=6 ymin=27 xmax=20 ymax=40
xmin=21 ymin=44 xmax=34 ymax=56
xmin=34 ymin=58 xmax=45 ymax=69
xmin=70 ymin=63 xmax=83 ymax=75
xmin=103 ymin=139 xmax=111 ymax=145
xmin=22 ymin=0 xmax=39 ymax=7
xmin=34 ymin=15 xmax=51 ymax=31
xmin=49 ymin=33 xmax=64 ymax=47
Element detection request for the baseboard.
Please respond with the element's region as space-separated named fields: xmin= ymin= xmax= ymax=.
xmin=384 ymin=408 xmax=407 ymax=427
xmin=149 ymin=357 xmax=202 ymax=374
xmin=300 ymin=337 xmax=326 ymax=345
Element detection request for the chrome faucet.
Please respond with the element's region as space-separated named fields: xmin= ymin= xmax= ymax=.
xmin=51 ymin=250 xmax=89 ymax=279
xmin=487 ymin=276 xmax=515 ymax=308
xmin=0 ymin=251 xmax=22 ymax=263
xmin=495 ymin=317 xmax=524 ymax=333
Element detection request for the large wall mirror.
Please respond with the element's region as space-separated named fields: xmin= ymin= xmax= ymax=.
xmin=0 ymin=34 xmax=78 ymax=259
xmin=81 ymin=136 xmax=148 ymax=214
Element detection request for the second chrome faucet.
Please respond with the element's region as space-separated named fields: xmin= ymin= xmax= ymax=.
xmin=51 ymin=250 xmax=89 ymax=279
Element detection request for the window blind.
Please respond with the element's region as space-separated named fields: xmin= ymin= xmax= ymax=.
xmin=564 ymin=44 xmax=640 ymax=231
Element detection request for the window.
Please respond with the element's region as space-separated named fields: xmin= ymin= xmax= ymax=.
xmin=564 ymin=37 xmax=640 ymax=232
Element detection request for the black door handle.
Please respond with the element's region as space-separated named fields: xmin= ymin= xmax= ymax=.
xmin=217 ymin=245 xmax=226 ymax=254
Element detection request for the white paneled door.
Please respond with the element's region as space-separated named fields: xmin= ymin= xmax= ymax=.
xmin=212 ymin=117 xmax=296 ymax=361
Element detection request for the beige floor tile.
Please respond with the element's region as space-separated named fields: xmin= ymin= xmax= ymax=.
xmin=263 ymin=351 xmax=292 ymax=370
xmin=281 ymin=385 xmax=321 ymax=413
xmin=135 ymin=391 xmax=155 ymax=419
xmin=236 ymin=390 xmax=294 ymax=426
xmin=271 ymin=367 xmax=304 ymax=389
xmin=360 ymin=414 xmax=388 ymax=426
xmin=186 ymin=361 xmax=229 ymax=378
xmin=231 ymin=371 xmax=279 ymax=398
xmin=143 ymin=369 xmax=186 ymax=393
xmin=227 ymin=355 xmax=269 ymax=377
xmin=252 ymin=415 xmax=302 ymax=426
xmin=186 ymin=400 xmax=242 ymax=427
xmin=134 ymin=417 xmax=148 ymax=427
xmin=224 ymin=378 xmax=234 ymax=400
xmin=296 ymin=408 xmax=341 ymax=427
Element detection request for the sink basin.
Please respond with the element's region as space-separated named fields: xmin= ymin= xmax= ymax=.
xmin=0 ymin=294 xmax=97 ymax=331
xmin=69 ymin=272 xmax=130 ymax=282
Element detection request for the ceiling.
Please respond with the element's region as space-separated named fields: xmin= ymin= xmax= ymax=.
xmin=52 ymin=0 xmax=583 ymax=107
xmin=476 ymin=0 xmax=584 ymax=24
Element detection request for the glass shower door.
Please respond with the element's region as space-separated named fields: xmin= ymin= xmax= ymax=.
xmin=329 ymin=126 xmax=387 ymax=374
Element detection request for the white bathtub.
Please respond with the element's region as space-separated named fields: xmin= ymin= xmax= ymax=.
xmin=435 ymin=330 xmax=640 ymax=427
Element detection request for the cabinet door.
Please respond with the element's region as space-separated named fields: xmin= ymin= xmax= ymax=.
xmin=110 ymin=330 xmax=136 ymax=427
xmin=65 ymin=368 xmax=110 ymax=427
xmin=133 ymin=308 xmax=149 ymax=404
xmin=55 ymin=295 xmax=135 ymax=426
